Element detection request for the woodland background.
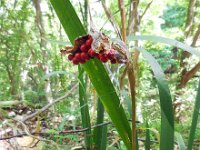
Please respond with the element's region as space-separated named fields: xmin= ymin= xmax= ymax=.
xmin=0 ymin=0 xmax=200 ymax=149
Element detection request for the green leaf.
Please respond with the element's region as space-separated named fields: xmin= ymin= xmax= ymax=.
xmin=78 ymin=66 xmax=92 ymax=148
xmin=93 ymin=99 xmax=107 ymax=150
xmin=187 ymin=80 xmax=200 ymax=150
xmin=136 ymin=47 xmax=174 ymax=150
xmin=50 ymin=0 xmax=132 ymax=149
xmin=128 ymin=35 xmax=200 ymax=58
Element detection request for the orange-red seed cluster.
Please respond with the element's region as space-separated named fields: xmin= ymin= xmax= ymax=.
xmin=67 ymin=35 xmax=117 ymax=65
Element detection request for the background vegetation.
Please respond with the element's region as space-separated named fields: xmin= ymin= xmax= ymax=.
xmin=0 ymin=0 xmax=199 ymax=149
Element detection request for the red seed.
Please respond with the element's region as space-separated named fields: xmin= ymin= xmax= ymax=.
xmin=79 ymin=59 xmax=86 ymax=64
xmin=85 ymin=38 xmax=93 ymax=47
xmin=88 ymin=49 xmax=97 ymax=57
xmin=110 ymin=59 xmax=117 ymax=64
xmin=74 ymin=53 xmax=81 ymax=60
xmin=68 ymin=54 xmax=74 ymax=61
xmin=95 ymin=54 xmax=100 ymax=60
xmin=72 ymin=58 xmax=79 ymax=65
xmin=100 ymin=54 xmax=108 ymax=63
xmin=81 ymin=52 xmax=89 ymax=60
xmin=80 ymin=44 xmax=88 ymax=52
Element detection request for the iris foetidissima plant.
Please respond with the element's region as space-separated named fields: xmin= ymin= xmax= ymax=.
xmin=61 ymin=28 xmax=137 ymax=149
xmin=60 ymin=29 xmax=129 ymax=65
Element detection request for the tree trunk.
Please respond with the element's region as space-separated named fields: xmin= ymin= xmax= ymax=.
xmin=33 ymin=0 xmax=53 ymax=103
xmin=174 ymin=0 xmax=199 ymax=121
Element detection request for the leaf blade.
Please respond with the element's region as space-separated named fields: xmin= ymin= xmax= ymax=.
xmin=187 ymin=80 xmax=200 ymax=150
xmin=128 ymin=35 xmax=200 ymax=58
xmin=136 ymin=47 xmax=174 ymax=150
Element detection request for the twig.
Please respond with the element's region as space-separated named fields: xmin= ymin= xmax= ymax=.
xmin=139 ymin=0 xmax=153 ymax=23
xmin=101 ymin=0 xmax=122 ymax=39
xmin=0 ymin=121 xmax=112 ymax=140
xmin=21 ymin=84 xmax=78 ymax=122
xmin=179 ymin=62 xmax=200 ymax=88
xmin=0 ymin=120 xmax=141 ymax=141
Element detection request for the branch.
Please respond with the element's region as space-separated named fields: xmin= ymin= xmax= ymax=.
xmin=21 ymin=84 xmax=78 ymax=122
xmin=139 ymin=0 xmax=153 ymax=23
xmin=179 ymin=62 xmax=200 ymax=88
xmin=101 ymin=0 xmax=121 ymax=39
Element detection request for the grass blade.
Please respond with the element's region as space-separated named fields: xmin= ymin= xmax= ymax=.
xmin=145 ymin=122 xmax=151 ymax=150
xmin=78 ymin=66 xmax=92 ymax=148
xmin=136 ymin=131 xmax=139 ymax=150
xmin=128 ymin=35 xmax=200 ymax=58
xmin=136 ymin=47 xmax=174 ymax=150
xmin=187 ymin=80 xmax=200 ymax=150
xmin=50 ymin=0 xmax=132 ymax=149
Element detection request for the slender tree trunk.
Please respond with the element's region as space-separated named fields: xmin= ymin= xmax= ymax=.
xmin=33 ymin=0 xmax=53 ymax=103
xmin=174 ymin=0 xmax=199 ymax=121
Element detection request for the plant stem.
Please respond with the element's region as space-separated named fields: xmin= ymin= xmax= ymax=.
xmin=127 ymin=62 xmax=136 ymax=150
xmin=118 ymin=0 xmax=136 ymax=149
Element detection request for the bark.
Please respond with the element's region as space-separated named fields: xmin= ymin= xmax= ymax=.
xmin=179 ymin=62 xmax=200 ymax=88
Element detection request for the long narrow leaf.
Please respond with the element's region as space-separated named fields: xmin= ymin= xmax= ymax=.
xmin=128 ymin=35 xmax=200 ymax=58
xmin=187 ymin=80 xmax=200 ymax=150
xmin=93 ymin=99 xmax=107 ymax=150
xmin=136 ymin=47 xmax=174 ymax=150
xmin=50 ymin=0 xmax=132 ymax=149
xmin=78 ymin=66 xmax=92 ymax=148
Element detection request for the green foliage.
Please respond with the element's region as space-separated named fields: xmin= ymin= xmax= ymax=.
xmin=161 ymin=4 xmax=187 ymax=29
